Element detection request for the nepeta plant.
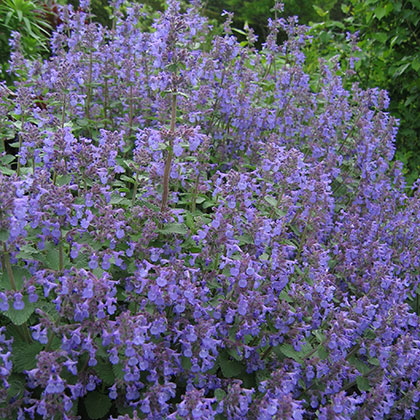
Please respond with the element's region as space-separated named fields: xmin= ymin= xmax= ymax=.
xmin=0 ymin=1 xmax=420 ymax=419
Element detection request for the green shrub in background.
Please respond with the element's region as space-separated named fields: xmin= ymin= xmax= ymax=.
xmin=306 ymin=0 xmax=420 ymax=187
xmin=185 ymin=0 xmax=420 ymax=187
xmin=0 ymin=0 xmax=52 ymax=81
xmin=203 ymin=0 xmax=341 ymax=41
xmin=2 ymin=0 xmax=419 ymax=185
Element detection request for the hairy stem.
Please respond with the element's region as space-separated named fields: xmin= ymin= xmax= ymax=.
xmin=191 ymin=174 xmax=200 ymax=213
xmin=132 ymin=172 xmax=139 ymax=206
xmin=16 ymin=112 xmax=24 ymax=177
xmin=59 ymin=239 xmax=64 ymax=271
xmin=2 ymin=243 xmax=32 ymax=343
xmin=161 ymin=93 xmax=177 ymax=211
xmin=2 ymin=242 xmax=17 ymax=291
xmin=128 ymin=84 xmax=134 ymax=138
xmin=86 ymin=51 xmax=93 ymax=123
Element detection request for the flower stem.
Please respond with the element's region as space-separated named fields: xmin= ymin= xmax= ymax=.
xmin=2 ymin=242 xmax=17 ymax=291
xmin=59 ymin=240 xmax=64 ymax=271
xmin=16 ymin=113 xmax=24 ymax=177
xmin=191 ymin=174 xmax=200 ymax=213
xmin=2 ymin=243 xmax=31 ymax=343
xmin=161 ymin=93 xmax=177 ymax=211
xmin=132 ymin=172 xmax=139 ymax=206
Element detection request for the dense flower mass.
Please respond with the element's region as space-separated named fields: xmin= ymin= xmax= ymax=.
xmin=0 ymin=1 xmax=420 ymax=419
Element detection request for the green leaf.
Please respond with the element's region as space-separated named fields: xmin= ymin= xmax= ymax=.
xmin=44 ymin=242 xmax=60 ymax=270
xmin=390 ymin=35 xmax=399 ymax=47
xmin=0 ymin=230 xmax=9 ymax=241
xmin=374 ymin=6 xmax=386 ymax=20
xmin=259 ymin=253 xmax=269 ymax=261
xmin=0 ymin=154 xmax=15 ymax=165
xmin=348 ymin=355 xmax=370 ymax=374
xmin=77 ymin=118 xmax=90 ymax=127
xmin=93 ymin=359 xmax=115 ymax=386
xmin=356 ymin=375 xmax=370 ymax=391
xmin=1 ymin=266 xmax=31 ymax=290
xmin=203 ymin=200 xmax=215 ymax=209
xmin=368 ymin=357 xmax=380 ymax=366
xmin=195 ymin=196 xmax=206 ymax=204
xmin=7 ymin=373 xmax=25 ymax=400
xmin=341 ymin=4 xmax=350 ymax=13
xmin=372 ymin=32 xmax=388 ymax=43
xmin=238 ymin=233 xmax=253 ymax=246
xmin=277 ymin=343 xmax=303 ymax=362
xmin=17 ymin=244 xmax=37 ymax=260
xmin=313 ymin=5 xmax=328 ymax=17
xmin=83 ymin=391 xmax=112 ymax=420
xmin=412 ymin=59 xmax=420 ymax=72
xmin=56 ymin=174 xmax=72 ymax=186
xmin=120 ymin=174 xmax=135 ymax=184
xmin=2 ymin=296 xmax=35 ymax=325
xmin=227 ymin=347 xmax=243 ymax=361
xmin=214 ymin=388 xmax=226 ymax=401
xmin=264 ymin=195 xmax=278 ymax=207
xmin=218 ymin=351 xmax=244 ymax=378
xmin=112 ymin=363 xmax=125 ymax=380
xmin=0 ymin=167 xmax=14 ymax=175
xmin=159 ymin=223 xmax=188 ymax=235
xmin=232 ymin=27 xmax=247 ymax=36
xmin=185 ymin=213 xmax=195 ymax=230
xmin=12 ymin=341 xmax=42 ymax=372
xmin=315 ymin=346 xmax=329 ymax=360
xmin=181 ymin=356 xmax=192 ymax=370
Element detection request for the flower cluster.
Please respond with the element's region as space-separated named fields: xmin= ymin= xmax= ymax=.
xmin=0 ymin=1 xmax=420 ymax=419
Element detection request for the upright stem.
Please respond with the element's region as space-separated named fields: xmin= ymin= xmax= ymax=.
xmin=59 ymin=240 xmax=64 ymax=271
xmin=132 ymin=172 xmax=139 ymax=206
xmin=2 ymin=243 xmax=31 ymax=343
xmin=128 ymin=84 xmax=134 ymax=138
xmin=104 ymin=64 xmax=109 ymax=128
xmin=61 ymin=93 xmax=66 ymax=129
xmin=161 ymin=93 xmax=177 ymax=211
xmin=86 ymin=51 xmax=93 ymax=122
xmin=297 ymin=211 xmax=312 ymax=258
xmin=191 ymin=174 xmax=200 ymax=213
xmin=2 ymin=243 xmax=17 ymax=291
xmin=16 ymin=112 xmax=24 ymax=177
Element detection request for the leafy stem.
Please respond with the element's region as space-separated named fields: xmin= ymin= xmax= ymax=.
xmin=16 ymin=111 xmax=24 ymax=177
xmin=2 ymin=242 xmax=17 ymax=291
xmin=190 ymin=174 xmax=200 ymax=213
xmin=2 ymin=242 xmax=32 ymax=343
xmin=132 ymin=172 xmax=139 ymax=206
xmin=161 ymin=92 xmax=177 ymax=211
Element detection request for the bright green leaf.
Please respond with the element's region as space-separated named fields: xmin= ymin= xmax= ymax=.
xmin=412 ymin=59 xmax=420 ymax=72
xmin=313 ymin=5 xmax=328 ymax=17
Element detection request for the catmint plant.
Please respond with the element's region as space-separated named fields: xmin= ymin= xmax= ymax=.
xmin=0 ymin=1 xmax=419 ymax=419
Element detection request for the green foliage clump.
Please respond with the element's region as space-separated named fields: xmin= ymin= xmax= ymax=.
xmin=0 ymin=0 xmax=52 ymax=81
xmin=307 ymin=0 xmax=420 ymax=186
